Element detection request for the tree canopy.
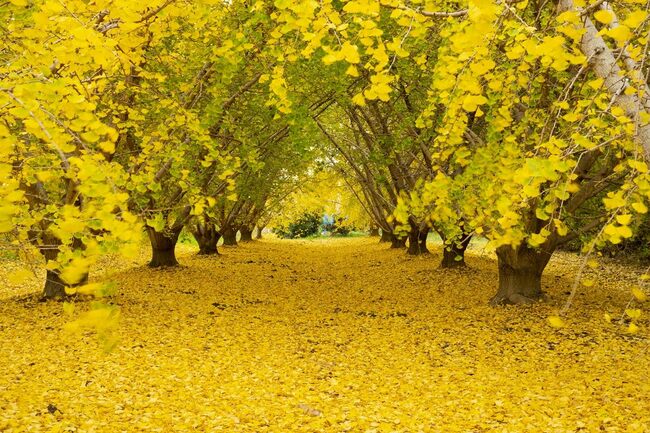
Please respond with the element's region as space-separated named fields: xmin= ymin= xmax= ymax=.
xmin=2 ymin=0 xmax=650 ymax=318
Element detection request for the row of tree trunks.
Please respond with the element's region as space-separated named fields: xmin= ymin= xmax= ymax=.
xmin=45 ymin=224 xmax=552 ymax=308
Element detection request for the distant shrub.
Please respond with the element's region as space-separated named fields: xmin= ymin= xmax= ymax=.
xmin=274 ymin=213 xmax=321 ymax=239
xmin=322 ymin=215 xmax=352 ymax=236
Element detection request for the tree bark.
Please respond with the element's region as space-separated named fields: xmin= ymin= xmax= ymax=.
xmin=441 ymin=235 xmax=471 ymax=268
xmin=222 ymin=227 xmax=238 ymax=246
xmin=40 ymin=236 xmax=88 ymax=300
xmin=380 ymin=229 xmax=392 ymax=243
xmin=490 ymin=244 xmax=553 ymax=305
xmin=192 ymin=223 xmax=220 ymax=255
xmin=419 ymin=229 xmax=429 ymax=254
xmin=147 ymin=226 xmax=182 ymax=267
xmin=43 ymin=269 xmax=67 ymax=300
xmin=390 ymin=233 xmax=407 ymax=249
xmin=256 ymin=226 xmax=265 ymax=239
xmin=369 ymin=226 xmax=380 ymax=237
xmin=240 ymin=226 xmax=253 ymax=242
xmin=558 ymin=0 xmax=650 ymax=157
xmin=407 ymin=226 xmax=429 ymax=255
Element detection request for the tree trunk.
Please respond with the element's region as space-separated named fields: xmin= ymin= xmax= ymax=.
xmin=192 ymin=223 xmax=220 ymax=255
xmin=40 ymin=236 xmax=87 ymax=300
xmin=407 ymin=226 xmax=429 ymax=255
xmin=419 ymin=230 xmax=429 ymax=254
xmin=43 ymin=269 xmax=67 ymax=300
xmin=240 ymin=227 xmax=253 ymax=242
xmin=380 ymin=229 xmax=392 ymax=243
xmin=490 ymin=244 xmax=553 ymax=305
xmin=147 ymin=226 xmax=182 ymax=267
xmin=558 ymin=0 xmax=650 ymax=158
xmin=369 ymin=226 xmax=380 ymax=237
xmin=222 ymin=227 xmax=238 ymax=246
xmin=441 ymin=235 xmax=471 ymax=268
xmin=256 ymin=226 xmax=265 ymax=239
xmin=390 ymin=233 xmax=407 ymax=249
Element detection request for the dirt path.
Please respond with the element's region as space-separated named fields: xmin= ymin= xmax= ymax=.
xmin=0 ymin=238 xmax=648 ymax=432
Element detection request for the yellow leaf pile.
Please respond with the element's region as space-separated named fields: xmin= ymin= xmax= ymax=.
xmin=0 ymin=238 xmax=648 ymax=432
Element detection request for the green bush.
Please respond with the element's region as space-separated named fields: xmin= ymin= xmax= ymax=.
xmin=322 ymin=215 xmax=352 ymax=236
xmin=274 ymin=213 xmax=321 ymax=239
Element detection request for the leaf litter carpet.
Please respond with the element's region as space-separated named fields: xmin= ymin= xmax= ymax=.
xmin=0 ymin=237 xmax=648 ymax=432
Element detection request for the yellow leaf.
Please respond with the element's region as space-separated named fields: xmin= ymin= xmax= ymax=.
xmin=340 ymin=42 xmax=360 ymax=64
xmin=627 ymin=322 xmax=639 ymax=334
xmin=547 ymin=316 xmax=565 ymax=328
xmin=63 ymin=302 xmax=75 ymax=316
xmin=631 ymin=286 xmax=647 ymax=302
xmin=352 ymin=93 xmax=366 ymax=106
xmin=623 ymin=10 xmax=647 ymax=28
xmin=607 ymin=25 xmax=632 ymax=42
xmin=625 ymin=308 xmax=641 ymax=319
xmin=345 ymin=65 xmax=359 ymax=77
xmin=616 ymin=214 xmax=632 ymax=225
xmin=631 ymin=202 xmax=647 ymax=214
xmin=7 ymin=268 xmax=32 ymax=284
xmin=582 ymin=279 xmax=595 ymax=287
xmin=593 ymin=9 xmax=614 ymax=24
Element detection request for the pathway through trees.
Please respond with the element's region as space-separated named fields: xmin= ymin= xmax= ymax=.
xmin=0 ymin=238 xmax=648 ymax=431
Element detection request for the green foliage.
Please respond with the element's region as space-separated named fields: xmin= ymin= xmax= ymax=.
xmin=323 ymin=216 xmax=352 ymax=236
xmin=274 ymin=213 xmax=322 ymax=239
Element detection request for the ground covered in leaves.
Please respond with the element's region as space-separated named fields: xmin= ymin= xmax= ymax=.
xmin=1 ymin=237 xmax=649 ymax=432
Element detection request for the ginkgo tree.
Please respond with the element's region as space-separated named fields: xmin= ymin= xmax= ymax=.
xmin=392 ymin=0 xmax=650 ymax=304
xmin=1 ymin=0 xmax=154 ymax=298
xmin=3 ymin=0 xmax=650 ymax=315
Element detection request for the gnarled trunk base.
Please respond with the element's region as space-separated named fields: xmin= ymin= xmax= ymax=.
xmin=490 ymin=245 xmax=552 ymax=305
xmin=192 ymin=224 xmax=220 ymax=255
xmin=43 ymin=270 xmax=66 ymax=300
xmin=40 ymin=236 xmax=88 ymax=300
xmin=240 ymin=228 xmax=253 ymax=242
xmin=391 ymin=233 xmax=407 ymax=249
xmin=222 ymin=228 xmax=238 ymax=246
xmin=407 ymin=228 xmax=429 ymax=255
xmin=147 ymin=227 xmax=181 ymax=267
xmin=440 ymin=235 xmax=471 ymax=268
xmin=380 ymin=230 xmax=392 ymax=243
xmin=256 ymin=226 xmax=265 ymax=239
